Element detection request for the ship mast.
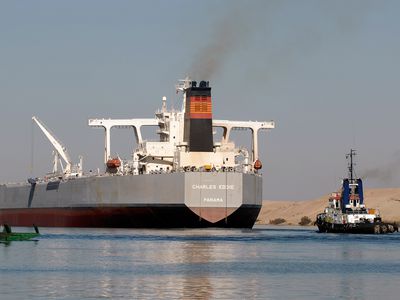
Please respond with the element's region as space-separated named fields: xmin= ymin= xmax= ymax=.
xmin=346 ymin=149 xmax=356 ymax=183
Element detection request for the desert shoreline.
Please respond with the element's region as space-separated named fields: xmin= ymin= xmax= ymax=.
xmin=257 ymin=188 xmax=400 ymax=226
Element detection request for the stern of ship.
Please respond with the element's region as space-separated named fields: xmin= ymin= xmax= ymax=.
xmin=184 ymin=172 xmax=262 ymax=228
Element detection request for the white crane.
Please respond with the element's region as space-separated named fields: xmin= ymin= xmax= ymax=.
xmin=32 ymin=116 xmax=82 ymax=177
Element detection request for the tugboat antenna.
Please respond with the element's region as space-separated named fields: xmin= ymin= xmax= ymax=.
xmin=346 ymin=149 xmax=356 ymax=182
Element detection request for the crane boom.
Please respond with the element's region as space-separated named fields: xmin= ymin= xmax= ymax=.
xmin=32 ymin=116 xmax=72 ymax=174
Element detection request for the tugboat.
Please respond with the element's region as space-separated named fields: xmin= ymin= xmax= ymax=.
xmin=315 ymin=150 xmax=398 ymax=234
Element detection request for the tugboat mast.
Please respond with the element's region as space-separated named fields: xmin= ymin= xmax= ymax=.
xmin=346 ymin=149 xmax=356 ymax=183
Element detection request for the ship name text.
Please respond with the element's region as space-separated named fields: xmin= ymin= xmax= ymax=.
xmin=192 ymin=184 xmax=234 ymax=190
xmin=203 ymin=197 xmax=224 ymax=203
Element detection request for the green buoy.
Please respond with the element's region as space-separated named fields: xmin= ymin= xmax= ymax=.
xmin=0 ymin=224 xmax=40 ymax=241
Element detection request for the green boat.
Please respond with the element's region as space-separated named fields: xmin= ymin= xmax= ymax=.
xmin=0 ymin=224 xmax=40 ymax=241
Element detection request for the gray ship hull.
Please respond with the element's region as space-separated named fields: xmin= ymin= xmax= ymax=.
xmin=0 ymin=172 xmax=262 ymax=228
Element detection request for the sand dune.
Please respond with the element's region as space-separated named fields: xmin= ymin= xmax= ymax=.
xmin=257 ymin=188 xmax=400 ymax=225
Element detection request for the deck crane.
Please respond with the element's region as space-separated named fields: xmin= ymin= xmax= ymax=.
xmin=32 ymin=116 xmax=82 ymax=177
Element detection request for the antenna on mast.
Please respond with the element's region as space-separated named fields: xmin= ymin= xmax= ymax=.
xmin=346 ymin=149 xmax=356 ymax=183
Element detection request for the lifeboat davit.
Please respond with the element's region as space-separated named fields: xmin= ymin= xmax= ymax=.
xmin=106 ymin=158 xmax=121 ymax=168
xmin=254 ymin=159 xmax=262 ymax=170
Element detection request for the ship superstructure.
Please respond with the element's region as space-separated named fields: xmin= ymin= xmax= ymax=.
xmin=0 ymin=79 xmax=275 ymax=228
xmin=88 ymin=79 xmax=273 ymax=176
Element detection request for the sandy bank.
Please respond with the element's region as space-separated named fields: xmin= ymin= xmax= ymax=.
xmin=257 ymin=188 xmax=400 ymax=225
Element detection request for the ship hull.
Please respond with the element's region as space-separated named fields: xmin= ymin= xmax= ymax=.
xmin=316 ymin=221 xmax=398 ymax=234
xmin=0 ymin=205 xmax=260 ymax=228
xmin=0 ymin=172 xmax=262 ymax=228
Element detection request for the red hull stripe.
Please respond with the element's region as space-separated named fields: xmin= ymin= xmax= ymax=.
xmin=0 ymin=205 xmax=261 ymax=228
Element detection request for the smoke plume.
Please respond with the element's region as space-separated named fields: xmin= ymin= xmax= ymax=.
xmin=186 ymin=0 xmax=375 ymax=82
xmin=360 ymin=151 xmax=400 ymax=183
xmin=187 ymin=5 xmax=251 ymax=80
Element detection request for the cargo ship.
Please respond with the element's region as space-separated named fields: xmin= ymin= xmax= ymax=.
xmin=0 ymin=78 xmax=275 ymax=228
xmin=315 ymin=150 xmax=398 ymax=234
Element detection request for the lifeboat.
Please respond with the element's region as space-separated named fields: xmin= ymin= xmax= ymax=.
xmin=254 ymin=159 xmax=262 ymax=170
xmin=106 ymin=158 xmax=121 ymax=168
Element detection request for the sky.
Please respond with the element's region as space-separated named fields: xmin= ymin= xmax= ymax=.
xmin=0 ymin=0 xmax=399 ymax=200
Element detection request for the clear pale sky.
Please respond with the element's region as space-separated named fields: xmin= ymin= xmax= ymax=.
xmin=1 ymin=0 xmax=399 ymax=200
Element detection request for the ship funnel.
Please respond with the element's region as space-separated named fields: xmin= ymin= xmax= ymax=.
xmin=357 ymin=178 xmax=364 ymax=204
xmin=342 ymin=179 xmax=350 ymax=213
xmin=183 ymin=80 xmax=213 ymax=152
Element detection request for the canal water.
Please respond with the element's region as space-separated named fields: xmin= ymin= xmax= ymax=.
xmin=1 ymin=225 xmax=399 ymax=299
